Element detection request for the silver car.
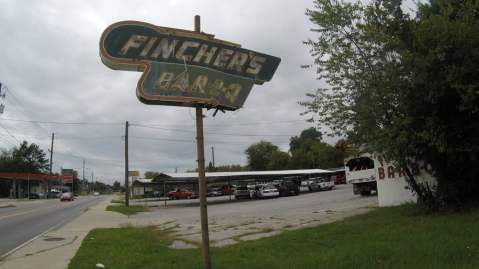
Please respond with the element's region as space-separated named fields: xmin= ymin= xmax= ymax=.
xmin=60 ymin=192 xmax=74 ymax=201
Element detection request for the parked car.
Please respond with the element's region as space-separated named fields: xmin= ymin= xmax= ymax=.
xmin=60 ymin=192 xmax=74 ymax=201
xmin=275 ymin=180 xmax=300 ymax=197
xmin=153 ymin=191 xmax=164 ymax=198
xmin=255 ymin=184 xmax=279 ymax=198
xmin=318 ymin=178 xmax=335 ymax=191
xmin=299 ymin=181 xmax=310 ymax=192
xmin=93 ymin=192 xmax=100 ymax=196
xmin=309 ymin=180 xmax=321 ymax=191
xmin=300 ymin=180 xmax=320 ymax=192
xmin=207 ymin=187 xmax=222 ymax=197
xmin=167 ymin=189 xmax=193 ymax=200
xmin=28 ymin=192 xmax=41 ymax=199
xmin=234 ymin=186 xmax=253 ymax=199
xmin=47 ymin=191 xmax=61 ymax=199
xmin=331 ymin=175 xmax=346 ymax=184
xmin=218 ymin=185 xmax=235 ymax=195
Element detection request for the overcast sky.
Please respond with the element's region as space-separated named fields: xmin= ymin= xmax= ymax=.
xmin=0 ymin=0 xmax=333 ymax=184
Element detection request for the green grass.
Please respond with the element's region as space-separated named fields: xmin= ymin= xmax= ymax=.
xmin=69 ymin=205 xmax=479 ymax=269
xmin=110 ymin=199 xmax=125 ymax=204
xmin=105 ymin=205 xmax=149 ymax=216
xmin=0 ymin=204 xmax=15 ymax=208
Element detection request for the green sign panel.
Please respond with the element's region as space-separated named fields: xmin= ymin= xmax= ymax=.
xmin=140 ymin=62 xmax=254 ymax=109
xmin=99 ymin=21 xmax=280 ymax=110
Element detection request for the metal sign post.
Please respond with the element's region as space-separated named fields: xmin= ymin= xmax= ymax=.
xmin=194 ymin=15 xmax=211 ymax=269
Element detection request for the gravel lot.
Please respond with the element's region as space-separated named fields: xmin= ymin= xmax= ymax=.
xmin=129 ymin=184 xmax=378 ymax=248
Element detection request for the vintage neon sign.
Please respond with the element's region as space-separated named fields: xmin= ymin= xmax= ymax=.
xmin=100 ymin=21 xmax=280 ymax=110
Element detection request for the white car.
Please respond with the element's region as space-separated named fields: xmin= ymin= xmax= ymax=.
xmin=255 ymin=184 xmax=279 ymax=198
xmin=318 ymin=179 xmax=335 ymax=191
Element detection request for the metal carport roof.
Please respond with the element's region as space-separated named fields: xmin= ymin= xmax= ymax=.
xmin=153 ymin=168 xmax=344 ymax=184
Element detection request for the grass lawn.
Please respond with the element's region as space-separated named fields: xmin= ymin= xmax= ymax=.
xmin=106 ymin=205 xmax=149 ymax=216
xmin=110 ymin=199 xmax=125 ymax=204
xmin=69 ymin=205 xmax=479 ymax=269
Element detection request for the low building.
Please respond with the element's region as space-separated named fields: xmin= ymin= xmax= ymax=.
xmin=131 ymin=178 xmax=155 ymax=197
xmin=0 ymin=172 xmax=70 ymax=198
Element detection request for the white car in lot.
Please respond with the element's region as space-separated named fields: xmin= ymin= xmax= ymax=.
xmin=255 ymin=184 xmax=279 ymax=198
xmin=318 ymin=178 xmax=335 ymax=191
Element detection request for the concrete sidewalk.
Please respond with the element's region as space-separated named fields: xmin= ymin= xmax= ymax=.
xmin=0 ymin=198 xmax=128 ymax=269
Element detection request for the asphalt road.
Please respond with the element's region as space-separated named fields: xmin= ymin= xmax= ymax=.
xmin=0 ymin=196 xmax=104 ymax=256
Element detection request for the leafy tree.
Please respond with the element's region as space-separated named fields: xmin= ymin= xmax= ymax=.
xmin=312 ymin=142 xmax=345 ymax=168
xmin=0 ymin=141 xmax=49 ymax=173
xmin=112 ymin=181 xmax=122 ymax=192
xmin=290 ymin=127 xmax=322 ymax=152
xmin=268 ymin=151 xmax=291 ymax=170
xmin=289 ymin=128 xmax=345 ymax=169
xmin=206 ymin=161 xmax=215 ymax=172
xmin=245 ymin=141 xmax=290 ymax=170
xmin=91 ymin=181 xmax=112 ymax=193
xmin=210 ymin=164 xmax=247 ymax=172
xmin=303 ymin=0 xmax=479 ymax=210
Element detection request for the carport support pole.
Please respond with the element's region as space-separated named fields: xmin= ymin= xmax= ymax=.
xmin=124 ymin=121 xmax=129 ymax=207
xmin=163 ymin=182 xmax=167 ymax=208
xmin=194 ymin=16 xmax=211 ymax=269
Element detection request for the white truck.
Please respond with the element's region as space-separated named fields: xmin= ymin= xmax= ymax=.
xmin=345 ymin=153 xmax=435 ymax=206
xmin=344 ymin=155 xmax=377 ymax=195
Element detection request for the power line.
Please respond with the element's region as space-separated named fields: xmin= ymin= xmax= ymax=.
xmin=0 ymin=121 xmax=20 ymax=144
xmin=0 ymin=117 xmax=123 ymax=126
xmin=130 ymin=123 xmax=295 ymax=137
xmin=0 ymin=117 xmax=307 ymax=128
xmin=0 ymin=132 xmax=123 ymax=141
xmin=0 ymin=133 xmax=17 ymax=147
xmin=133 ymin=119 xmax=307 ymax=127
xmin=129 ymin=136 xmax=195 ymax=143
xmin=2 ymin=85 xmax=51 ymax=136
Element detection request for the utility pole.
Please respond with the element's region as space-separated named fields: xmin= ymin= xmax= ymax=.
xmin=124 ymin=121 xmax=129 ymax=207
xmin=48 ymin=133 xmax=54 ymax=196
xmin=194 ymin=15 xmax=211 ymax=269
xmin=91 ymin=171 xmax=94 ymax=193
xmin=82 ymin=159 xmax=85 ymax=193
xmin=211 ymin=146 xmax=215 ymax=169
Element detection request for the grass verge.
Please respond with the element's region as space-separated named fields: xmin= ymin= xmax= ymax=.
xmin=106 ymin=205 xmax=149 ymax=216
xmin=69 ymin=205 xmax=479 ymax=269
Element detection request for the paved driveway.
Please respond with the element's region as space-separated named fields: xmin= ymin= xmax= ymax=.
xmin=130 ymin=184 xmax=378 ymax=248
